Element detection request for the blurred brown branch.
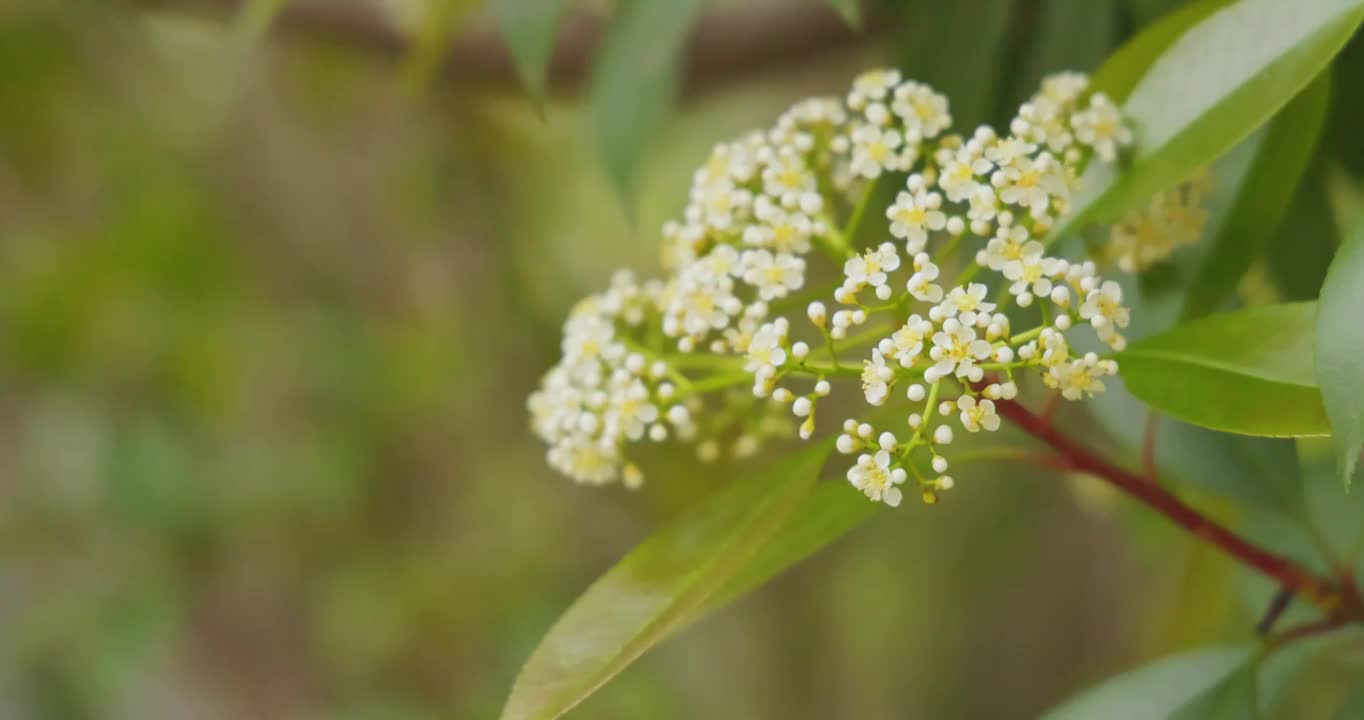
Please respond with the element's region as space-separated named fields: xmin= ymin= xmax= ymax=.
xmin=160 ymin=0 xmax=878 ymax=98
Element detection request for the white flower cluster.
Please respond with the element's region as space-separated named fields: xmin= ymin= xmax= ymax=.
xmin=528 ymin=271 xmax=699 ymax=488
xmin=530 ymin=68 xmax=1137 ymax=502
xmin=1105 ymin=170 xmax=1212 ymax=272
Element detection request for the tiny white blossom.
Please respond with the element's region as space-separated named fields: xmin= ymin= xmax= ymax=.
xmin=742 ymin=249 xmax=806 ymax=301
xmin=887 ymin=189 xmax=947 ymax=252
xmin=847 ymin=450 xmax=906 ymax=506
xmin=861 ymin=349 xmax=895 ymax=405
xmin=957 ymin=396 xmax=1001 ymax=432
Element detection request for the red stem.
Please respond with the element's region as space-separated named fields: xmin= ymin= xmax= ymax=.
xmin=991 ymin=396 xmax=1342 ymax=607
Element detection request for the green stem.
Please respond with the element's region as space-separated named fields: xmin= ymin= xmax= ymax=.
xmin=843 ymin=175 xmax=881 ymax=248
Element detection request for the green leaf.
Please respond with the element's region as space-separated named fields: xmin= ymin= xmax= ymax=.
xmin=693 ymin=480 xmax=881 ymax=618
xmin=1126 ymin=0 xmax=1204 ymax=28
xmin=820 ymin=0 xmax=862 ymax=27
xmin=1075 ymin=125 xmax=1307 ymax=519
xmin=1315 ymin=212 xmax=1364 ymax=486
xmin=1180 ymin=71 xmax=1331 ymax=319
xmin=1057 ymin=0 xmax=1364 ymax=241
xmin=489 ymin=0 xmax=576 ymax=104
xmin=1269 ymin=166 xmax=1340 ymax=301
xmin=1043 ymin=646 xmax=1250 ymax=719
xmin=1116 ymin=302 xmax=1331 ymax=437
xmin=590 ymin=0 xmax=706 ymax=211
xmin=1009 ymin=0 xmax=1118 ymax=110
xmin=1170 ymin=662 xmax=1260 ymax=719
xmin=893 ymin=0 xmax=1013 ymax=128
xmin=500 ymin=439 xmax=834 ymax=720
xmin=1092 ymin=0 xmax=1236 ymax=103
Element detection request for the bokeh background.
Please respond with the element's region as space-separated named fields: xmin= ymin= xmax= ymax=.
xmin=3 ymin=1 xmax=1364 ymax=718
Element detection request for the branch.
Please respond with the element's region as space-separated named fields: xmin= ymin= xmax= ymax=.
xmin=158 ymin=0 xmax=876 ymax=99
xmin=989 ymin=395 xmax=1345 ymax=610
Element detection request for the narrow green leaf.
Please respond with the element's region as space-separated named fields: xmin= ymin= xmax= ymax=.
xmin=590 ymin=0 xmax=705 ymax=211
xmin=490 ymin=0 xmax=576 ymax=103
xmin=1170 ymin=662 xmax=1260 ymax=719
xmin=1323 ymin=33 xmax=1364 ymax=176
xmin=500 ymin=439 xmax=833 ymax=720
xmin=1315 ymin=213 xmax=1364 ymax=486
xmin=1181 ymin=72 xmax=1331 ymax=319
xmin=1043 ymin=647 xmax=1250 ymax=719
xmin=820 ymin=0 xmax=862 ymax=28
xmin=1009 ymin=0 xmax=1118 ymax=110
xmin=893 ymin=0 xmax=1013 ymax=129
xmin=693 ymin=480 xmax=881 ymax=618
xmin=1268 ymin=167 xmax=1339 ymax=301
xmin=1092 ymin=0 xmax=1236 ymax=103
xmin=1126 ymin=0 xmax=1202 ymax=28
xmin=1116 ymin=302 xmax=1332 ymax=437
xmin=1056 ymin=0 xmax=1364 ymax=242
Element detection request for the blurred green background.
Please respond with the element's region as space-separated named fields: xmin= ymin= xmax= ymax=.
xmin=3 ymin=1 xmax=1364 ymax=718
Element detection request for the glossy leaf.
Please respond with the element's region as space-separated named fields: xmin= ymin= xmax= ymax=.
xmin=1170 ymin=662 xmax=1260 ymax=719
xmin=490 ymin=0 xmax=576 ymax=103
xmin=590 ymin=0 xmax=705 ymax=209
xmin=693 ymin=480 xmax=881 ymax=618
xmin=1181 ymin=72 xmax=1331 ymax=319
xmin=1315 ymin=212 xmax=1364 ymax=486
xmin=1269 ymin=167 xmax=1340 ymax=301
xmin=1055 ymin=0 xmax=1364 ymax=242
xmin=1043 ymin=647 xmax=1250 ymax=719
xmin=500 ymin=440 xmax=833 ymax=720
xmin=1077 ymin=128 xmax=1307 ymax=520
xmin=1091 ymin=0 xmax=1236 ymax=103
xmin=1117 ymin=302 xmax=1331 ymax=437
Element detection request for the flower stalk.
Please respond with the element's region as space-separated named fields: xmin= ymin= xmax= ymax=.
xmin=989 ymin=391 xmax=1361 ymax=619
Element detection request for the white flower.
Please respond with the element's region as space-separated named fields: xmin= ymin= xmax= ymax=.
xmin=672 ymin=271 xmax=740 ymax=337
xmin=848 ymin=68 xmax=901 ymax=109
xmin=938 ymin=152 xmax=991 ymax=203
xmin=746 ymin=206 xmax=815 ymax=254
xmin=1046 ymin=354 xmax=1118 ymax=400
xmin=861 ymin=349 xmax=895 ymax=405
xmin=886 ymin=190 xmax=947 ymax=252
xmin=693 ymin=176 xmax=750 ymax=230
xmin=891 ymin=81 xmax=952 ymax=140
xmin=928 ymin=320 xmax=993 ymax=382
xmin=941 ymin=283 xmax=995 ymax=326
xmin=997 ymin=156 xmax=1051 ymax=212
xmin=743 ymin=249 xmax=806 ymax=301
xmin=606 ymin=380 xmax=660 ymax=441
xmin=881 ymin=315 xmax=933 ymax=367
xmin=746 ymin=321 xmax=788 ymax=372
xmin=1073 ymin=93 xmax=1132 ymax=163
xmin=1080 ymin=280 xmax=1131 ymax=339
xmin=849 ymin=124 xmax=910 ymax=178
xmin=1002 ymin=241 xmax=1065 ymax=300
xmin=761 ymin=147 xmax=817 ymax=204
xmin=703 ymin=243 xmax=742 ymax=278
xmin=957 ymin=395 xmax=1001 ymax=432
xmin=967 ymin=185 xmax=998 ymax=225
xmin=985 ymin=137 xmax=1036 ymax=168
xmin=906 ymin=253 xmax=943 ymax=303
xmin=978 ymin=224 xmax=1029 ymax=272
xmin=843 ymin=242 xmax=901 ymax=292
xmin=847 ymin=450 xmax=906 ymax=506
